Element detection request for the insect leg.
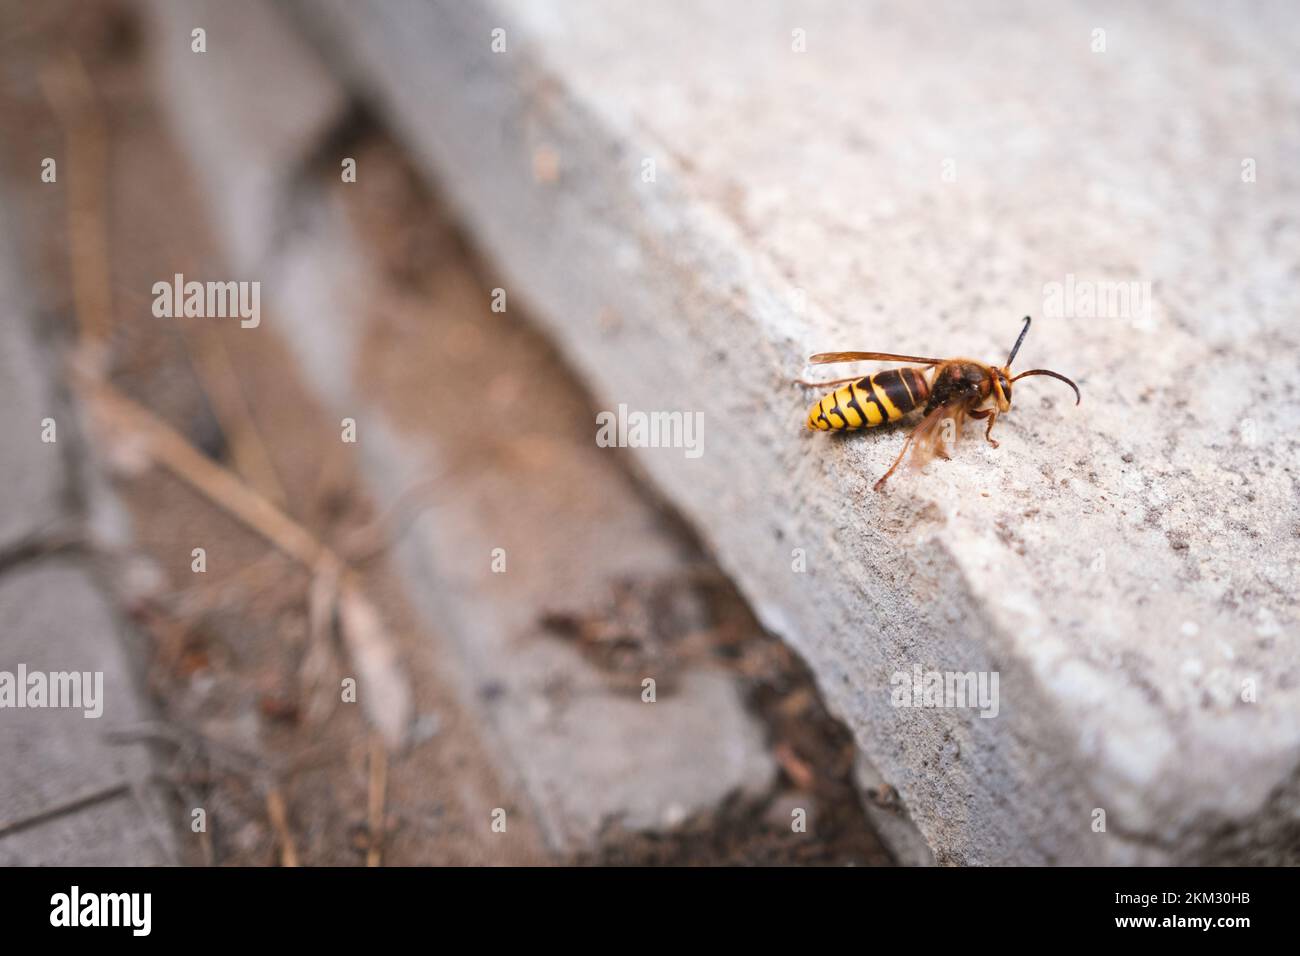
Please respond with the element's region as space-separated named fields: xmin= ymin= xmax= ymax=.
xmin=970 ymin=408 xmax=1000 ymax=448
xmin=873 ymin=402 xmax=962 ymax=491
xmin=873 ymin=424 xmax=922 ymax=492
xmin=984 ymin=412 xmax=999 ymax=448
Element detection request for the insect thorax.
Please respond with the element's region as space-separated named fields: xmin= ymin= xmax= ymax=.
xmin=925 ymin=360 xmax=990 ymax=413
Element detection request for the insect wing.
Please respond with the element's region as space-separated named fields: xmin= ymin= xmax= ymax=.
xmin=808 ymin=351 xmax=946 ymax=367
xmin=910 ymin=398 xmax=976 ymax=468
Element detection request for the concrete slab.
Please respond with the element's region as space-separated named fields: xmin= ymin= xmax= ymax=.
xmin=0 ymin=208 xmax=69 ymax=552
xmin=0 ymin=791 xmax=171 ymax=866
xmin=0 ymin=562 xmax=157 ymax=826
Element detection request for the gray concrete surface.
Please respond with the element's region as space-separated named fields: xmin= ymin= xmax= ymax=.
xmin=0 ymin=563 xmax=172 ymax=865
xmin=147 ymin=0 xmax=778 ymax=854
xmin=276 ymin=0 xmax=1300 ymax=863
xmin=0 ymin=238 xmax=68 ymax=553
xmin=0 ymin=203 xmax=175 ymax=865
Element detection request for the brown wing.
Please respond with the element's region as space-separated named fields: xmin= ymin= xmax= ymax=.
xmin=809 ymin=350 xmax=946 ymax=367
xmin=909 ymin=398 xmax=975 ymax=467
xmin=873 ymin=396 xmax=978 ymax=491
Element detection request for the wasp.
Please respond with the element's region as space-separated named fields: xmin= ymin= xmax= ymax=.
xmin=801 ymin=317 xmax=1080 ymax=491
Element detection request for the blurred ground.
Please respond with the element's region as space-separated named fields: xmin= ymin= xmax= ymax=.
xmin=0 ymin=0 xmax=890 ymax=865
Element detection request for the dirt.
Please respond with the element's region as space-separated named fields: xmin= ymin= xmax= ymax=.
xmin=0 ymin=0 xmax=892 ymax=866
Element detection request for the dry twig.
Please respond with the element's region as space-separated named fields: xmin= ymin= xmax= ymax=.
xmin=85 ymin=379 xmax=413 ymax=747
xmin=367 ymin=734 xmax=388 ymax=867
xmin=265 ymin=787 xmax=300 ymax=867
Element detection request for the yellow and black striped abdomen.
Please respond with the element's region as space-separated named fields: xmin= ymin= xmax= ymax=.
xmin=807 ymin=367 xmax=930 ymax=431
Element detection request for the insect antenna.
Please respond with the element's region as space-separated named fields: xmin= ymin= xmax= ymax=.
xmin=1010 ymin=368 xmax=1081 ymax=405
xmin=1005 ymin=316 xmax=1032 ymax=367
